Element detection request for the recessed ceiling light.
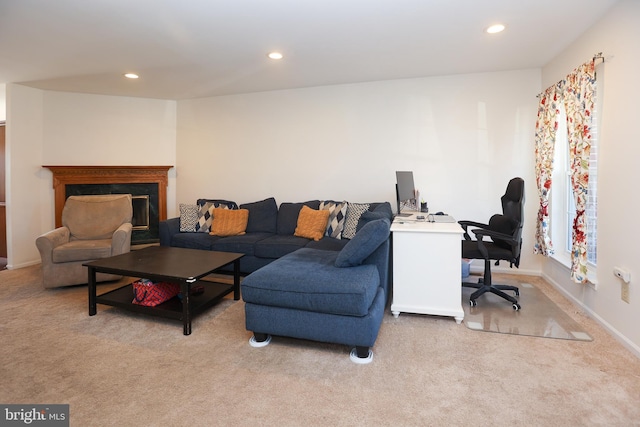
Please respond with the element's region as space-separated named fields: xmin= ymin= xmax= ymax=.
xmin=267 ymin=52 xmax=283 ymax=60
xmin=486 ymin=24 xmax=505 ymax=34
xmin=124 ymin=73 xmax=139 ymax=79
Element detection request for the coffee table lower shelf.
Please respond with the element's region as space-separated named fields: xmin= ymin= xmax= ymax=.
xmin=86 ymin=246 xmax=244 ymax=335
xmin=96 ymin=280 xmax=233 ymax=326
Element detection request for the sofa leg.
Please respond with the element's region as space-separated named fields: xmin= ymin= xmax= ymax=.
xmin=254 ymin=333 xmax=268 ymax=342
xmin=249 ymin=333 xmax=272 ymax=348
xmin=350 ymin=346 xmax=373 ymax=364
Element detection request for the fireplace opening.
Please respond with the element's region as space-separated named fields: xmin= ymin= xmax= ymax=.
xmin=131 ymin=195 xmax=150 ymax=231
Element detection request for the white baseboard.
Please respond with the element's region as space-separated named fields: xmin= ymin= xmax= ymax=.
xmin=542 ymin=271 xmax=640 ymax=359
xmin=7 ymin=259 xmax=41 ymax=270
xmin=469 ymin=265 xmax=539 ymax=276
xmin=469 ymin=262 xmax=640 ymax=359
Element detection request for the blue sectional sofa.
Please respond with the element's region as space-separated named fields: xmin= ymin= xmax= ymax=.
xmin=159 ymin=197 xmax=393 ymax=362
xmin=160 ymin=197 xmax=392 ymax=274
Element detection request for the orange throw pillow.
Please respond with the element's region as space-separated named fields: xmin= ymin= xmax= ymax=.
xmin=294 ymin=205 xmax=330 ymax=241
xmin=209 ymin=208 xmax=249 ymax=237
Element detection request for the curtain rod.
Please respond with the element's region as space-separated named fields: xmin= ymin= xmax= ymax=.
xmin=536 ymin=53 xmax=604 ymax=98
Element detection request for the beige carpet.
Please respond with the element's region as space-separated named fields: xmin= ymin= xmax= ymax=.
xmin=2 ymin=266 xmax=640 ymax=426
xmin=462 ymin=281 xmax=593 ymax=341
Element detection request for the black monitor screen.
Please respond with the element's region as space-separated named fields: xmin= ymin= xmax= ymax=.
xmin=396 ymin=171 xmax=415 ymax=201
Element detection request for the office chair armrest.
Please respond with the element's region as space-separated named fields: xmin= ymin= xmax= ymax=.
xmin=469 ymin=229 xmax=515 ymax=263
xmin=458 ymin=220 xmax=489 ymax=240
xmin=472 ymin=229 xmax=516 ymax=244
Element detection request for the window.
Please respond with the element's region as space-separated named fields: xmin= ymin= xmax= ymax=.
xmin=550 ymin=84 xmax=599 ymax=278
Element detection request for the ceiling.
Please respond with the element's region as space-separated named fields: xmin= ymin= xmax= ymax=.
xmin=0 ymin=0 xmax=619 ymax=100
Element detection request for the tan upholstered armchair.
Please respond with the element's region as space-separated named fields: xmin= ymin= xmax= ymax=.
xmin=36 ymin=194 xmax=133 ymax=288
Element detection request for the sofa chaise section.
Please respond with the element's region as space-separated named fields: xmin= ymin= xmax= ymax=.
xmin=241 ymin=218 xmax=391 ymax=363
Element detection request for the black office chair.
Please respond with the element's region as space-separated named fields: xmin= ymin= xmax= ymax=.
xmin=459 ymin=177 xmax=525 ymax=310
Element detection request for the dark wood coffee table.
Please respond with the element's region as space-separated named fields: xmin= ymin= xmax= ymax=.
xmin=84 ymin=246 xmax=244 ymax=335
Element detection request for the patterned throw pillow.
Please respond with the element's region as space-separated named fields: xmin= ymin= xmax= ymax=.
xmin=294 ymin=206 xmax=330 ymax=241
xmin=179 ymin=204 xmax=200 ymax=232
xmin=319 ymin=200 xmax=348 ymax=239
xmin=342 ymin=203 xmax=370 ymax=239
xmin=196 ymin=202 xmax=230 ymax=233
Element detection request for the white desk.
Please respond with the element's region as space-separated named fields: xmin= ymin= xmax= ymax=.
xmin=390 ymin=213 xmax=464 ymax=324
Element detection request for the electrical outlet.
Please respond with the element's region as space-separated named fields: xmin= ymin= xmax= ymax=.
xmin=622 ymin=282 xmax=630 ymax=304
xmin=614 ymin=267 xmax=631 ymax=283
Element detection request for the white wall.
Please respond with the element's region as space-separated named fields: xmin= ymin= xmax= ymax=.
xmin=177 ymin=69 xmax=541 ymax=274
xmin=41 ymin=91 xmax=177 ymax=166
xmin=6 ymin=85 xmax=44 ymax=267
xmin=541 ymin=0 xmax=640 ymax=356
xmin=0 ymin=84 xmax=6 ymax=121
xmin=5 ymin=86 xmax=177 ymax=268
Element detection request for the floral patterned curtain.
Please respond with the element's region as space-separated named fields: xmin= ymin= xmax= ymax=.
xmin=533 ymin=84 xmax=562 ymax=257
xmin=563 ymin=61 xmax=596 ymax=283
xmin=534 ymin=59 xmax=597 ymax=284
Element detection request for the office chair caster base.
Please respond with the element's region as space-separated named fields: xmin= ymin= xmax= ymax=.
xmin=469 ymin=300 xmax=477 ymax=307
xmin=512 ymin=303 xmax=521 ymax=310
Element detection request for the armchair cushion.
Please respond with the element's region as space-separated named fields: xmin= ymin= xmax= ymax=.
xmin=52 ymin=239 xmax=113 ymax=263
xmin=63 ymin=194 xmax=133 ymax=240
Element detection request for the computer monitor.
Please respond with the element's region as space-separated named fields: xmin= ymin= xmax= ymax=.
xmin=395 ymin=171 xmax=416 ymax=217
